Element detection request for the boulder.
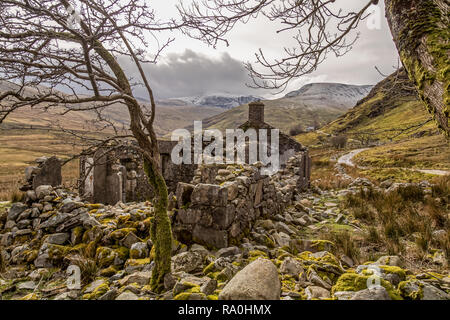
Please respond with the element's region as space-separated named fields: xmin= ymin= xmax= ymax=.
xmin=115 ymin=291 xmax=139 ymax=300
xmin=171 ymin=251 xmax=205 ymax=273
xmin=35 ymin=185 xmax=53 ymax=199
xmin=216 ymin=246 xmax=240 ymax=258
xmin=119 ymin=271 xmax=152 ymax=286
xmin=130 ymin=242 xmax=148 ymax=259
xmin=46 ymin=233 xmax=70 ymax=245
xmin=219 ymin=258 xmax=280 ymax=300
xmin=351 ymin=287 xmax=391 ymax=300
xmin=305 ymin=286 xmax=331 ymax=300
xmin=280 ymin=257 xmax=304 ymax=278
xmin=375 ymin=255 xmax=403 ymax=267
xmin=7 ymin=203 xmax=27 ymax=221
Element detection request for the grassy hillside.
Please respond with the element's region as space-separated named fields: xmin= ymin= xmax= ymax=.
xmin=296 ymin=69 xmax=449 ymax=183
xmin=191 ymin=96 xmax=355 ymax=135
xmin=297 ymin=69 xmax=438 ymax=144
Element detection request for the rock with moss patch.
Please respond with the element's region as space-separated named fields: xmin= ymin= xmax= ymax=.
xmin=280 ymin=257 xmax=304 ymax=278
xmin=130 ymin=242 xmax=148 ymax=259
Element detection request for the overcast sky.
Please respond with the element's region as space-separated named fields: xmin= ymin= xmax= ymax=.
xmin=130 ymin=0 xmax=400 ymax=99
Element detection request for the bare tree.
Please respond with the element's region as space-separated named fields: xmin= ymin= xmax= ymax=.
xmin=178 ymin=0 xmax=449 ymax=136
xmin=0 ymin=0 xmax=181 ymax=291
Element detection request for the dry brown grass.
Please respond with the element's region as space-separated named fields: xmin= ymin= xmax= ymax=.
xmin=308 ymin=147 xmax=367 ymax=190
xmin=0 ymin=126 xmax=80 ymax=200
xmin=317 ymin=228 xmax=363 ymax=264
xmin=342 ymin=178 xmax=450 ymax=270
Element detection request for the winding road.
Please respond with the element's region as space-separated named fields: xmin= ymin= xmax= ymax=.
xmin=337 ymin=148 xmax=369 ymax=167
xmin=337 ymin=148 xmax=449 ymax=176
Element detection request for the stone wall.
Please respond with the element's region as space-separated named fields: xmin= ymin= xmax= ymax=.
xmin=79 ymin=142 xmax=197 ymax=205
xmin=79 ymin=146 xmax=153 ymax=205
xmin=172 ymin=151 xmax=311 ymax=249
xmin=20 ymin=156 xmax=62 ymax=192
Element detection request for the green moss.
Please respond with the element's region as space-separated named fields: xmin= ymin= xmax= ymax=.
xmin=173 ymin=292 xmax=193 ymax=300
xmin=85 ymin=204 xmax=103 ymax=210
xmin=203 ymin=262 xmax=217 ymax=275
xmin=216 ymin=269 xmax=230 ymax=282
xmin=99 ymin=265 xmax=118 ymax=277
xmin=207 ymin=294 xmax=218 ymax=300
xmin=48 ymin=244 xmax=71 ymax=262
xmin=144 ymin=159 xmax=172 ymax=293
xmin=311 ymin=240 xmax=334 ymax=251
xmin=248 ymin=250 xmax=268 ymax=261
xmin=20 ymin=293 xmax=39 ymax=300
xmin=71 ymin=226 xmax=84 ymax=245
xmin=398 ymin=280 xmax=424 ymax=300
xmin=332 ymin=273 xmax=402 ymax=300
xmin=125 ymin=258 xmax=150 ymax=268
xmin=110 ymin=228 xmax=137 ymax=240
xmin=115 ymin=246 xmax=129 ymax=261
xmin=379 ymin=265 xmax=407 ymax=280
xmin=82 ymin=282 xmax=109 ymax=300
xmin=95 ymin=247 xmax=116 ymax=268
xmin=392 ymin=0 xmax=450 ymax=135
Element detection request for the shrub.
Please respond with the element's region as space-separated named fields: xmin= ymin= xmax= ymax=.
xmin=289 ymin=124 xmax=305 ymax=136
xmin=397 ymin=185 xmax=424 ymax=202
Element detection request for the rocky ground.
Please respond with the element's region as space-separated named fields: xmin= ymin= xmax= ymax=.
xmin=0 ymin=177 xmax=449 ymax=300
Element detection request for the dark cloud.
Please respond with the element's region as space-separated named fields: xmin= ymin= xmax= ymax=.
xmin=119 ymin=50 xmax=264 ymax=100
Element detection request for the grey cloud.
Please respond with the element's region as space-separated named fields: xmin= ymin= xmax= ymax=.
xmin=119 ymin=50 xmax=265 ymax=100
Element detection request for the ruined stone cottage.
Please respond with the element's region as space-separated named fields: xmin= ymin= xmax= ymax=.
xmin=79 ymin=101 xmax=310 ymax=207
xmin=171 ymin=101 xmax=311 ymax=248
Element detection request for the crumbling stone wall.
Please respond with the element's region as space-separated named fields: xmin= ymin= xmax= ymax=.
xmin=173 ymin=152 xmax=310 ymax=249
xmin=79 ymin=141 xmax=197 ymax=205
xmin=79 ymin=146 xmax=153 ymax=205
xmin=20 ymin=156 xmax=62 ymax=192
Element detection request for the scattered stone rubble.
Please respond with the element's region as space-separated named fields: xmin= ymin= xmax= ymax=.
xmin=1 ymin=169 xmax=448 ymax=300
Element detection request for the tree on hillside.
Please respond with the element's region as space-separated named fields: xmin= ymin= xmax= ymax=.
xmin=0 ymin=0 xmax=180 ymax=291
xmin=178 ymin=0 xmax=449 ymax=136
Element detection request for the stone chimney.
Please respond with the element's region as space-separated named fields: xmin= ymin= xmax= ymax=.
xmin=248 ymin=101 xmax=264 ymax=123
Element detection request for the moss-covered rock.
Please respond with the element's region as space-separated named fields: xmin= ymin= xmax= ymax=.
xmin=110 ymin=228 xmax=137 ymax=241
xmin=332 ymin=273 xmax=402 ymax=300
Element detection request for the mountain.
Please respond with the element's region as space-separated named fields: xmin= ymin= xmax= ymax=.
xmin=295 ymin=68 xmax=450 ymax=174
xmin=190 ymin=82 xmax=374 ymax=134
xmin=285 ymin=83 xmax=373 ymax=109
xmin=0 ymin=81 xmax=224 ymax=136
xmin=171 ymin=93 xmax=263 ymax=109
xmin=313 ymin=69 xmax=430 ymax=140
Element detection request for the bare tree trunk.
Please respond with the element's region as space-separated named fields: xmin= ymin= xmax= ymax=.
xmin=144 ymin=159 xmax=172 ymax=292
xmin=385 ymin=0 xmax=449 ymax=136
xmin=93 ymin=40 xmax=172 ymax=293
